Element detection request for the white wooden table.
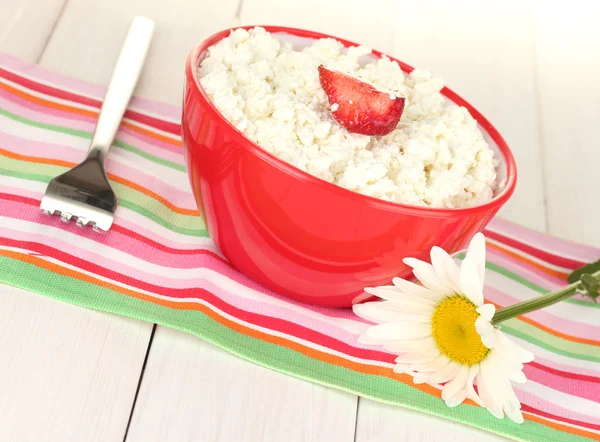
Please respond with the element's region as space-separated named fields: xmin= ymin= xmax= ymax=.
xmin=1 ymin=1 xmax=598 ymax=441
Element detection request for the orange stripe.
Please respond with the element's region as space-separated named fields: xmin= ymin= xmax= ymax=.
xmin=523 ymin=412 xmax=600 ymax=440
xmin=0 ymin=80 xmax=181 ymax=147
xmin=488 ymin=242 xmax=569 ymax=280
xmin=490 ymin=300 xmax=600 ymax=347
xmin=1 ymin=249 xmax=445 ymax=399
xmin=4 ymin=248 xmax=598 ymax=438
xmin=3 ymin=143 xmax=596 ymax=345
xmin=0 ymin=147 xmax=197 ymax=216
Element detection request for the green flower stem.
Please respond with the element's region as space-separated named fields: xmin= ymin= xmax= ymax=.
xmin=492 ymin=270 xmax=600 ymax=325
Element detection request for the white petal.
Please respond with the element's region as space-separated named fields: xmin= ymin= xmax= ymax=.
xmin=460 ymin=258 xmax=484 ymax=306
xmin=500 ymin=378 xmax=522 ymax=410
xmin=366 ymin=322 xmax=432 ymax=340
xmin=477 ymin=354 xmax=505 ymax=419
xmin=507 ymin=369 xmax=527 ymax=384
xmin=442 ymin=365 xmax=470 ymax=404
xmin=357 ymin=334 xmax=387 ymax=346
xmin=466 ymin=232 xmax=486 ymax=285
xmin=476 ymin=304 xmax=496 ymax=322
xmin=496 ymin=332 xmax=534 ymax=363
xmin=475 ymin=317 xmax=496 ymax=349
xmin=396 ymin=348 xmax=438 ymax=364
xmin=430 ymin=246 xmax=462 ymax=293
xmin=410 ymin=355 xmax=445 ymax=373
xmin=466 ymin=364 xmax=484 ymax=407
xmin=383 ymin=337 xmax=436 ymax=353
xmin=428 ymin=361 xmax=461 ymax=384
xmin=446 ymin=388 xmax=468 ymax=408
xmin=353 ymin=302 xmax=431 ymax=324
xmin=505 ymin=406 xmax=524 ymax=424
xmin=392 ymin=277 xmax=445 ymax=302
xmin=372 ymin=301 xmax=435 ymax=316
xmin=403 ymin=258 xmax=455 ymax=296
xmin=393 ymin=363 xmax=411 ymax=374
xmin=364 ymin=287 xmax=437 ymax=307
xmin=413 ymin=372 xmax=433 ymax=384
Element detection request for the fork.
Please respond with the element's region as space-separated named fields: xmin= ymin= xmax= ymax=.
xmin=40 ymin=16 xmax=155 ymax=232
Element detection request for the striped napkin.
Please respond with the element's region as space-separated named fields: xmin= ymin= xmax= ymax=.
xmin=0 ymin=53 xmax=599 ymax=442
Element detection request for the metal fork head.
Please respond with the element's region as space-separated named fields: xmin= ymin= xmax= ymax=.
xmin=40 ymin=156 xmax=117 ymax=232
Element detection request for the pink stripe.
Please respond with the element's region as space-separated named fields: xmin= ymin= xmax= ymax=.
xmin=0 ymin=183 xmax=206 ymax=251
xmin=1 ymin=224 xmax=373 ymax=351
xmin=534 ymin=355 xmax=600 ymax=379
xmin=516 ymin=389 xmax=600 ymax=427
xmin=5 ymin=223 xmax=600 ymax=404
xmin=0 ymin=196 xmax=217 ymax=268
xmin=0 ymin=53 xmax=181 ymax=121
xmin=0 ymin=185 xmax=39 ymax=201
xmin=0 ymin=84 xmax=184 ymax=156
xmin=0 ymin=197 xmax=360 ymax=322
xmin=0 ymin=92 xmax=184 ymax=164
xmin=488 ymin=248 xmax=567 ymax=290
xmin=0 ymin=132 xmax=194 ymax=208
xmin=524 ymin=364 xmax=600 ymax=403
xmin=486 ymin=286 xmax=599 ymax=340
xmin=487 ymin=248 xmax=568 ymax=290
xmin=488 ymin=218 xmax=600 ymax=263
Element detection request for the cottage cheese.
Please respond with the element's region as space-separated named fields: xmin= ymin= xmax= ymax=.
xmin=198 ymin=27 xmax=498 ymax=208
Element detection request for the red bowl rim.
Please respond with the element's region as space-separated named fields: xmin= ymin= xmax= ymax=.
xmin=184 ymin=25 xmax=517 ymax=217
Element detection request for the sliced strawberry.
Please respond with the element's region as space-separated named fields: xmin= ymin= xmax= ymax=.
xmin=318 ymin=65 xmax=405 ymax=136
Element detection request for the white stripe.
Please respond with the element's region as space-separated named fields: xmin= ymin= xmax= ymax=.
xmin=511 ymin=336 xmax=600 ymax=371
xmin=0 ymin=111 xmax=187 ymax=185
xmin=487 ymin=237 xmax=571 ymax=273
xmin=1 ymin=243 xmax=383 ymax=366
xmin=0 ymin=175 xmax=46 ymax=192
xmin=6 ymin=240 xmax=600 ymax=414
xmin=520 ymin=380 xmax=600 ymax=419
xmin=0 ymin=180 xmax=209 ymax=248
xmin=486 ymin=270 xmax=600 ymax=326
xmin=108 ymin=146 xmax=187 ymax=186
xmin=0 ymin=220 xmax=368 ymax=335
xmin=486 ymin=224 xmax=596 ymax=264
xmin=0 ymin=74 xmax=181 ymax=136
xmin=115 ymin=206 xmax=211 ymax=246
xmin=518 ymin=411 xmax=600 ymax=435
xmin=0 ymin=110 xmax=88 ymax=148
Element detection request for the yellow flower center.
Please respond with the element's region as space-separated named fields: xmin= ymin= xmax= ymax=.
xmin=431 ymin=295 xmax=489 ymax=366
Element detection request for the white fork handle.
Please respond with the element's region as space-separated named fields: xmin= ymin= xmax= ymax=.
xmin=88 ymin=16 xmax=155 ymax=163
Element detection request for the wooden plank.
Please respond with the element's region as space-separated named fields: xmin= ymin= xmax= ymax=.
xmin=239 ymin=0 xmax=397 ymax=54
xmin=355 ymin=399 xmax=510 ymax=441
xmin=126 ymin=327 xmax=357 ymax=442
xmin=356 ymin=1 xmax=544 ymax=440
xmin=238 ymin=3 xmax=511 ymax=440
xmin=120 ymin=2 xmax=358 ymax=441
xmin=387 ymin=0 xmax=545 ymax=231
xmin=0 ymin=2 xmax=153 ymax=441
xmin=0 ymin=0 xmax=65 ymax=61
xmin=0 ymin=286 xmax=152 ymax=442
xmin=38 ymin=0 xmax=240 ymax=105
xmin=535 ymin=1 xmax=600 ymax=247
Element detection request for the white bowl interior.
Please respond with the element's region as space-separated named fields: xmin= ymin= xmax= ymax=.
xmin=272 ymin=31 xmax=508 ymax=196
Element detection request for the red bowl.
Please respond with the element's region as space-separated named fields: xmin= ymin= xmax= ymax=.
xmin=182 ymin=26 xmax=517 ymax=308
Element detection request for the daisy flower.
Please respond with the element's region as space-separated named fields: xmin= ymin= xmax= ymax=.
xmin=353 ymin=233 xmax=534 ymax=423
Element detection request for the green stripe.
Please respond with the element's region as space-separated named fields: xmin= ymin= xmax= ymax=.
xmin=0 ymin=107 xmax=185 ymax=172
xmin=0 ymin=160 xmax=207 ymax=237
xmin=486 ymin=262 xmax=599 ymax=309
xmin=502 ymin=320 xmax=600 ymax=363
xmin=0 ymin=255 xmax=593 ymax=442
xmin=456 ymin=256 xmax=598 ymax=309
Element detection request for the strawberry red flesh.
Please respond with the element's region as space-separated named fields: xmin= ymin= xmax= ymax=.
xmin=318 ymin=65 xmax=405 ymax=136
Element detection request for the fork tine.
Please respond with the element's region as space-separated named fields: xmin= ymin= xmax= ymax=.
xmin=39 ymin=17 xmax=154 ymax=232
